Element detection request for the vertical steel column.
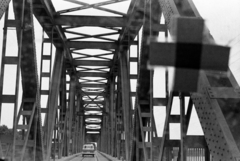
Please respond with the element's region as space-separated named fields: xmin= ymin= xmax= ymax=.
xmin=75 ymin=92 xmax=81 ymax=153
xmin=45 ymin=48 xmax=64 ymax=161
xmin=116 ymin=78 xmax=122 ymax=159
xmin=105 ymin=96 xmax=111 ymax=154
xmin=0 ymin=0 xmax=8 ymax=135
xmin=114 ymin=81 xmax=118 ymax=157
xmin=72 ymin=90 xmax=78 ymax=154
xmin=110 ymin=75 xmax=116 ymax=156
xmin=0 ymin=0 xmax=12 ymax=125
xmin=120 ymin=45 xmax=131 ymax=161
xmin=82 ymin=126 xmax=85 ymax=147
xmin=180 ymin=93 xmax=187 ymax=161
xmin=78 ymin=98 xmax=84 ymax=153
xmin=150 ymin=70 xmax=154 ymax=161
xmin=64 ymin=103 xmax=70 ymax=156
xmin=0 ymin=1 xmax=38 ymax=160
xmin=0 ymin=4 xmax=13 ymax=160
xmin=134 ymin=0 xmax=161 ymax=161
xmin=14 ymin=0 xmax=46 ymax=160
xmin=59 ymin=60 xmax=67 ymax=158
xmin=68 ymin=76 xmax=77 ymax=155
xmin=135 ymin=106 xmax=140 ymax=161
xmin=100 ymin=117 xmax=104 ymax=152
xmin=158 ymin=94 xmax=174 ymax=161
xmin=72 ymin=121 xmax=77 ymax=154
xmin=134 ymin=31 xmax=141 ymax=161
xmin=149 ymin=1 xmax=154 ymax=158
xmin=100 ymin=115 xmax=107 ymax=153
xmin=53 ymin=112 xmax=58 ymax=160
xmin=40 ymin=27 xmax=53 ymax=130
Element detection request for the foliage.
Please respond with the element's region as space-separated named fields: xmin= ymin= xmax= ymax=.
xmin=0 ymin=125 xmax=13 ymax=135
xmin=0 ymin=125 xmax=21 ymax=139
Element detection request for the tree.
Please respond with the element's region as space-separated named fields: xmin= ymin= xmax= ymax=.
xmin=0 ymin=125 xmax=11 ymax=135
xmin=0 ymin=125 xmax=21 ymax=139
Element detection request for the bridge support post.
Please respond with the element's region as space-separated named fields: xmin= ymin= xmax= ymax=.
xmin=45 ymin=48 xmax=64 ymax=161
xmin=116 ymin=77 xmax=122 ymax=159
xmin=120 ymin=45 xmax=132 ymax=161
xmin=109 ymin=75 xmax=116 ymax=156
xmin=67 ymin=76 xmax=77 ymax=155
xmin=59 ymin=61 xmax=67 ymax=158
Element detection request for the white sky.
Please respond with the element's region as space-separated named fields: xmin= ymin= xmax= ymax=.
xmin=0 ymin=0 xmax=239 ymax=139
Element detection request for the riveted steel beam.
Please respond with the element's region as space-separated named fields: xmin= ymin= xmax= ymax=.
xmin=73 ymin=60 xmax=112 ymax=67
xmin=55 ymin=15 xmax=127 ymax=27
xmin=67 ymin=41 xmax=117 ymax=49
xmin=77 ymin=72 xmax=109 ymax=78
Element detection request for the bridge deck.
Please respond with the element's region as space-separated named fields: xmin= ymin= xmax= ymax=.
xmin=53 ymin=151 xmax=121 ymax=161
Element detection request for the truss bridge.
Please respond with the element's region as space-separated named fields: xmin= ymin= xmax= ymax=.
xmin=0 ymin=0 xmax=240 ymax=161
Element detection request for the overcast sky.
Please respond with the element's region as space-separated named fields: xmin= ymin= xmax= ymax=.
xmin=192 ymin=0 xmax=240 ymax=81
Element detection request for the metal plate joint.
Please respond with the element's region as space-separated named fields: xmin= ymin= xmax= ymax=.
xmin=207 ymin=87 xmax=240 ymax=99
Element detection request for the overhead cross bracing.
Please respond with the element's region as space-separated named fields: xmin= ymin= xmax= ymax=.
xmin=33 ymin=0 xmax=132 ymax=144
xmin=0 ymin=0 xmax=240 ymax=161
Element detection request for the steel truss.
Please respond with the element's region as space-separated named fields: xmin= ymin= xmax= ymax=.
xmin=0 ymin=0 xmax=239 ymax=161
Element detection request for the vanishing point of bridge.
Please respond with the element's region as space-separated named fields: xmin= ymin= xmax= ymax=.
xmin=0 ymin=0 xmax=240 ymax=161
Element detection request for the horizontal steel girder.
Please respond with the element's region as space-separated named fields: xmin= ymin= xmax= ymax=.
xmin=73 ymin=60 xmax=112 ymax=66
xmin=67 ymin=41 xmax=117 ymax=49
xmin=84 ymin=115 xmax=103 ymax=119
xmin=81 ymin=92 xmax=105 ymax=96
xmin=55 ymin=15 xmax=127 ymax=27
xmin=85 ymin=122 xmax=102 ymax=125
xmin=83 ymin=100 xmax=105 ymax=105
xmin=84 ymin=108 xmax=103 ymax=111
xmin=85 ymin=128 xmax=101 ymax=132
xmin=83 ymin=99 xmax=105 ymax=103
xmin=77 ymin=72 xmax=109 ymax=78
xmin=80 ymin=84 xmax=107 ymax=88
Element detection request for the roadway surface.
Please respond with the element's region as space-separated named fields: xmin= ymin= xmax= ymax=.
xmin=54 ymin=151 xmax=121 ymax=161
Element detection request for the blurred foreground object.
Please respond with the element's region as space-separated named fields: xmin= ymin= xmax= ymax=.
xmin=149 ymin=16 xmax=230 ymax=92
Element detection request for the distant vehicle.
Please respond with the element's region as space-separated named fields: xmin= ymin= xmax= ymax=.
xmin=82 ymin=143 xmax=95 ymax=157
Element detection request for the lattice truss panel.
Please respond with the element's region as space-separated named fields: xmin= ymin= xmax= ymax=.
xmin=56 ymin=0 xmax=129 ymax=135
xmin=29 ymin=0 xmax=135 ymax=158
xmin=0 ymin=0 xmax=44 ymax=160
xmin=3 ymin=0 xmax=240 ymax=160
xmin=62 ymin=3 xmax=128 ymax=149
xmin=55 ymin=0 xmax=128 ymax=16
xmin=0 ymin=0 xmax=10 ymax=19
xmin=151 ymin=0 xmax=240 ymax=161
xmin=191 ymin=71 xmax=240 ymax=161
